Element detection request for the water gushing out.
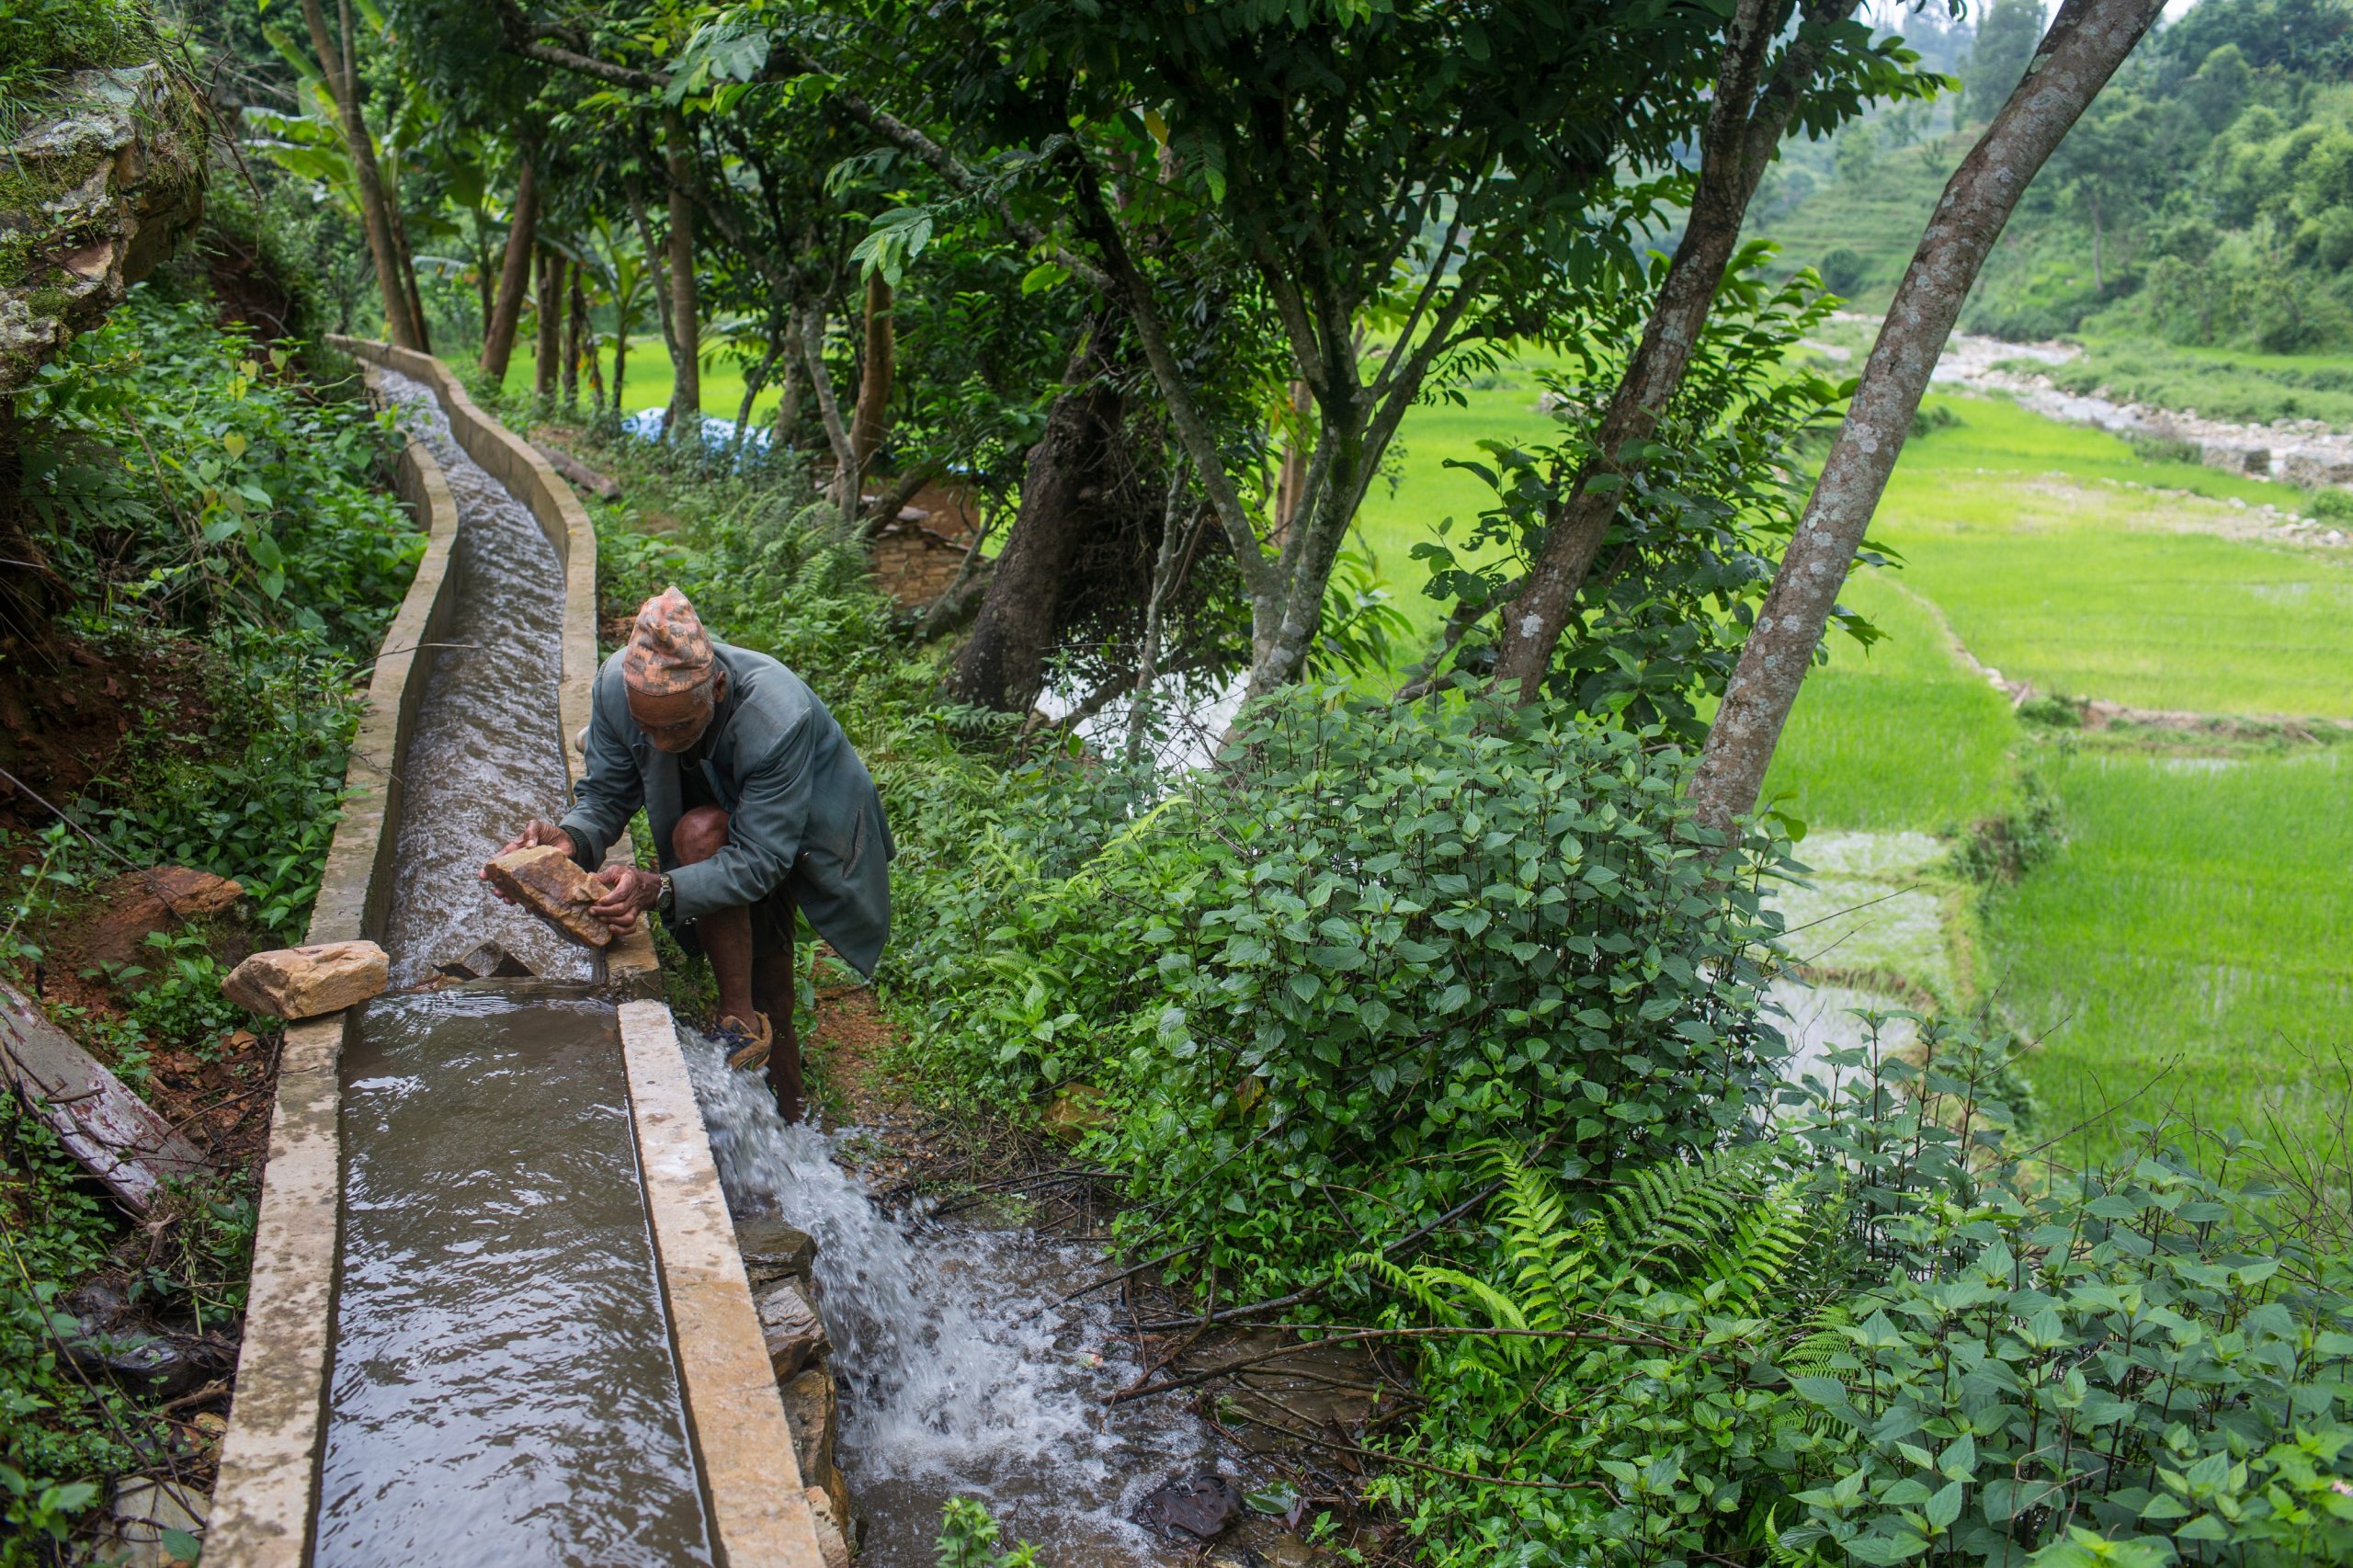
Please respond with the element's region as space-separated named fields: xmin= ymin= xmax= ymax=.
xmin=683 ymin=1027 xmax=1212 ymax=1565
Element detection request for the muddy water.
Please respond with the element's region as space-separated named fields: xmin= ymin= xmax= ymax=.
xmin=313 ymin=372 xmax=711 ymax=1564
xmin=318 ymin=988 xmax=709 ymax=1566
xmin=374 ymin=369 xmax=585 ymax=988
xmin=686 ymin=1028 xmax=1220 ymax=1566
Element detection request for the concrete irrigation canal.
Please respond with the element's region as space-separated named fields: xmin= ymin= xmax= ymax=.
xmin=200 ymin=343 xmax=830 ymax=1567
xmin=196 ymin=343 xmax=1251 ymax=1568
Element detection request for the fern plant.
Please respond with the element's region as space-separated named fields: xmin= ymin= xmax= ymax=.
xmin=1354 ymin=1141 xmax=1845 ymax=1567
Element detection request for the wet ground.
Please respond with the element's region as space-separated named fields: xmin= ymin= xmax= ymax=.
xmin=688 ymin=1019 xmax=1376 ymax=1565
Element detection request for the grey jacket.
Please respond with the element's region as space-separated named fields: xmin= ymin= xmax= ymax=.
xmin=559 ymin=641 xmax=894 ymax=976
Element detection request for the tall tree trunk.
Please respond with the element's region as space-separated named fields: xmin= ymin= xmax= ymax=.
xmin=534 ymin=245 xmax=563 ymax=402
xmin=628 ymin=174 xmax=677 ymax=397
xmin=944 ymin=322 xmax=1121 ymax=713
xmin=1128 ymin=460 xmax=1201 ymax=762
xmin=377 ymin=72 xmax=433 ymax=358
xmin=298 ymin=0 xmax=421 ymax=348
xmin=849 ymin=273 xmax=894 ymax=483
xmin=612 ymin=319 xmax=631 ymax=417
xmin=796 ymin=308 xmax=859 ymax=528
xmin=662 ymin=109 xmax=701 ymax=438
xmin=1688 ymin=0 xmax=2165 ymax=837
xmin=563 ymin=258 xmax=585 ymax=410
xmin=772 ymin=347 xmax=803 ymax=449
xmin=1272 ymin=381 xmax=1310 ymax=546
xmin=1485 ymin=0 xmax=1853 ymax=700
xmin=481 ymin=152 xmax=539 ymax=383
xmin=733 ymin=320 xmax=785 ymax=456
xmin=472 ymin=215 xmax=494 ymax=340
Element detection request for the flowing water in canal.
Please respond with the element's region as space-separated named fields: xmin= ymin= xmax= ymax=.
xmin=313 ymin=372 xmax=712 ymax=1565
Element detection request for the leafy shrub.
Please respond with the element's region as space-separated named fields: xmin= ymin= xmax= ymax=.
xmin=1418 ymin=244 xmax=1845 ymax=740
xmin=1952 ymin=773 xmax=2060 ymax=884
xmin=2126 ymin=434 xmax=2202 ymax=467
xmin=17 ymin=286 xmax=420 ymax=660
xmin=936 ymin=1499 xmax=1038 ymax=1567
xmin=1821 ymin=247 xmax=1870 ymax=297
xmin=0 ymin=1101 xmax=158 ymax=1562
xmin=1362 ymin=1016 xmax=2353 ymax=1567
xmin=58 ymin=626 xmax=367 ymax=946
xmin=2309 ymin=488 xmax=2353 ymax=526
xmin=888 ymin=687 xmax=1789 ymax=1301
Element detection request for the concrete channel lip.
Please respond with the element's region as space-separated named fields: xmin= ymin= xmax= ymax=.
xmin=206 ymin=342 xmax=824 ymax=1568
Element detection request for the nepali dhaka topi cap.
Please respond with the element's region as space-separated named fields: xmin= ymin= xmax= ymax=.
xmin=622 ymin=585 xmax=716 ymax=696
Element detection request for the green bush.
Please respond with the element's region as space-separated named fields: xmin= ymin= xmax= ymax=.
xmin=0 ymin=1101 xmax=159 ymax=1563
xmin=1821 ymin=247 xmax=1870 ymax=297
xmin=889 ymin=687 xmax=1788 ymax=1301
xmin=1361 ymin=1017 xmax=2353 ymax=1566
xmin=17 ymin=286 xmax=420 ymax=661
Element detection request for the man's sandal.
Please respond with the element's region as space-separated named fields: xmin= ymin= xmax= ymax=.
xmin=716 ymin=1012 xmax=774 ymax=1073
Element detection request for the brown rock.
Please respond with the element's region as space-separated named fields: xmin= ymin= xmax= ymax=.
xmin=735 ymin=1214 xmax=818 ymax=1289
xmin=483 ymin=846 xmax=613 ymax=949
xmin=86 ymin=868 xmax=244 ymax=968
xmin=220 ymin=941 xmax=388 ymax=1019
xmin=436 ymin=939 xmax=535 ymax=981
xmin=1042 ymin=1082 xmax=1110 ymax=1145
xmin=804 ymin=1485 xmax=851 ymax=1568
xmin=780 ymin=1368 xmax=838 ymax=1500
xmin=756 ymin=1279 xmax=828 ymax=1381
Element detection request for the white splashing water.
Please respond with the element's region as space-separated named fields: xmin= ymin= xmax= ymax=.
xmin=680 ymin=1028 xmax=1211 ymax=1565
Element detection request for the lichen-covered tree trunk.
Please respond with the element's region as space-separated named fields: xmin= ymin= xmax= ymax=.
xmin=1688 ymin=0 xmax=2165 ymax=836
xmin=1486 ymin=0 xmax=1850 ymax=700
xmin=661 ymin=109 xmax=701 ymax=437
xmin=480 ymin=153 xmax=538 ymax=382
xmin=849 ymin=273 xmax=893 ymax=483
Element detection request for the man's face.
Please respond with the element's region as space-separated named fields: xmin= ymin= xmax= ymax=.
xmin=626 ymin=676 xmax=720 ymax=754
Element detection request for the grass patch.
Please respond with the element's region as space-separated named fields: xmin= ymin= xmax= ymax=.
xmin=2052 ymin=338 xmax=2353 ymax=431
xmin=1981 ymin=745 xmax=2353 ymax=1156
xmin=1351 ymin=355 xmax=1571 ymax=647
xmin=1877 ymin=403 xmax=2353 ymax=718
xmin=1760 ymin=570 xmax=2019 ymax=835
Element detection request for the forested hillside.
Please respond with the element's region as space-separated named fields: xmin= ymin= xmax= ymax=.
xmin=1760 ymin=0 xmax=2353 ymax=354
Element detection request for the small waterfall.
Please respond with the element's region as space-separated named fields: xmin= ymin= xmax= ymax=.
xmin=682 ymin=1027 xmax=1213 ymax=1565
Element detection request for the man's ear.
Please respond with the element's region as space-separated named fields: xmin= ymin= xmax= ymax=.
xmin=710 ymin=668 xmax=730 ymax=706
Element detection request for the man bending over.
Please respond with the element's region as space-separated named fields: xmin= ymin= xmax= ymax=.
xmin=491 ymin=587 xmax=892 ymax=1121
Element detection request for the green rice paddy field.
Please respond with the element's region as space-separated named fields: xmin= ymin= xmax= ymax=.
xmin=1763 ymin=397 xmax=2352 ymax=1155
xmin=1358 ymin=369 xmax=2352 ymax=1155
xmin=530 ymin=335 xmax=2351 ymax=1157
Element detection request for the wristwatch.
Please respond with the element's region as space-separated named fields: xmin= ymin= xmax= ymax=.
xmin=655 ymin=873 xmax=675 ymax=915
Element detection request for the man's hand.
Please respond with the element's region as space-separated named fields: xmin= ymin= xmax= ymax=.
xmin=482 ymin=821 xmax=575 ymax=903
xmin=588 ymin=866 xmax=664 ymax=934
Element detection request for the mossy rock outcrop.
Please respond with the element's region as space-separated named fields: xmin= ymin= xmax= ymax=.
xmin=1 ymin=62 xmax=206 ymax=394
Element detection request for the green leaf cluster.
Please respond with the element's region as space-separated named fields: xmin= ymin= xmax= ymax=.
xmin=883 ymin=683 xmax=1789 ymax=1301
xmin=1359 ymin=1019 xmax=2353 ymax=1567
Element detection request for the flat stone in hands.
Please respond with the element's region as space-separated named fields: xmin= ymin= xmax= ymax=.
xmin=484 ymin=845 xmax=616 ymax=949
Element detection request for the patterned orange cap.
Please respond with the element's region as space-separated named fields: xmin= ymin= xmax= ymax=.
xmin=621 ymin=586 xmax=715 ymax=696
